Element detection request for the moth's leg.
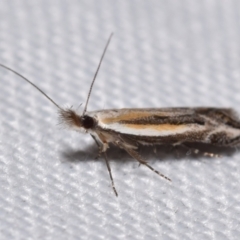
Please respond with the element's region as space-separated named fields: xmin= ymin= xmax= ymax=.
xmin=91 ymin=134 xmax=118 ymax=196
xmin=103 ymin=152 xmax=118 ymax=197
xmin=90 ymin=134 xmax=103 ymax=159
xmin=179 ymin=144 xmax=200 ymax=156
xmin=169 ymin=144 xmax=182 ymax=159
xmin=181 ymin=143 xmax=221 ymax=158
xmin=203 ymin=152 xmax=221 ymax=158
xmin=120 ymin=144 xmax=171 ymax=182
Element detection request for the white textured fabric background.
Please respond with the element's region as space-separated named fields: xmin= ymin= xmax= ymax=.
xmin=0 ymin=1 xmax=240 ymax=239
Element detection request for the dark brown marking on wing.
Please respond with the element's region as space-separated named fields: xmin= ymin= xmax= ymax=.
xmin=209 ymin=132 xmax=240 ymax=146
xmin=196 ymin=108 xmax=240 ymax=129
xmin=227 ymin=135 xmax=240 ymax=146
xmin=119 ymin=114 xmax=205 ymax=126
xmin=116 ymin=130 xmax=211 ymax=146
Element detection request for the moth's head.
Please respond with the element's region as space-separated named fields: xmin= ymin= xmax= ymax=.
xmin=59 ymin=108 xmax=95 ymax=131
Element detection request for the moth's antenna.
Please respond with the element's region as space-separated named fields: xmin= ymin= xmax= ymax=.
xmin=0 ymin=63 xmax=62 ymax=110
xmin=82 ymin=33 xmax=113 ymax=115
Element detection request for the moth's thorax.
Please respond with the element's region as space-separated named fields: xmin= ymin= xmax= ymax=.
xmin=59 ymin=109 xmax=97 ymax=131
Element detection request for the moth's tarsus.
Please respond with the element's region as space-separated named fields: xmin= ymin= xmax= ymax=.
xmin=103 ymin=152 xmax=118 ymax=197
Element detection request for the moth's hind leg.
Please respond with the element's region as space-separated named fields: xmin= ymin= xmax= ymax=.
xmin=118 ymin=142 xmax=171 ymax=182
xmin=180 ymin=143 xmax=222 ymax=158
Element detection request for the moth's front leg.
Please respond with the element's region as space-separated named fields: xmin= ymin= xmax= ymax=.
xmin=90 ymin=134 xmax=117 ymax=196
xmin=90 ymin=134 xmax=109 ymax=159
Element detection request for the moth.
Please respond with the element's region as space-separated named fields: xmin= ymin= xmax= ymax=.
xmin=1 ymin=34 xmax=240 ymax=196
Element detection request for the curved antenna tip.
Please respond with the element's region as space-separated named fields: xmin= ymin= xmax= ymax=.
xmin=82 ymin=33 xmax=114 ymax=115
xmin=0 ymin=63 xmax=62 ymax=110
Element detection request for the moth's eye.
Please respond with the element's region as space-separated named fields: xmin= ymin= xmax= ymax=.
xmin=82 ymin=115 xmax=95 ymax=129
